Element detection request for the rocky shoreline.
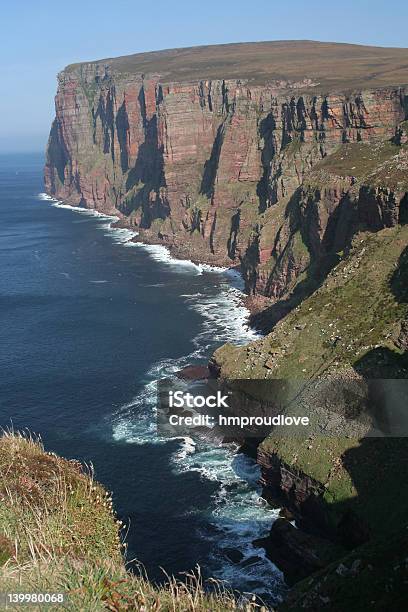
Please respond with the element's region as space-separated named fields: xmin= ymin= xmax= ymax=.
xmin=170 ymin=355 xmax=408 ymax=609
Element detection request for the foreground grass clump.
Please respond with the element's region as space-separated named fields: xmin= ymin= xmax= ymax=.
xmin=0 ymin=431 xmax=120 ymax=566
xmin=0 ymin=431 xmax=267 ymax=611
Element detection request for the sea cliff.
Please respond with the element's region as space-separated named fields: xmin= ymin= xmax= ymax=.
xmin=45 ymin=41 xmax=408 ymax=298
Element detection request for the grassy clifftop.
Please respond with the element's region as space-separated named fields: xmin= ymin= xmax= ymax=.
xmin=65 ymin=40 xmax=408 ymax=90
xmin=0 ymin=432 xmax=263 ymax=611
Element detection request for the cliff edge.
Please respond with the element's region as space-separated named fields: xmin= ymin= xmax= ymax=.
xmin=0 ymin=431 xmax=260 ymax=611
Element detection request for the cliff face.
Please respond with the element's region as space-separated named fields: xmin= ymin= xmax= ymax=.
xmin=45 ymin=42 xmax=408 ymax=295
xmin=250 ymin=139 xmax=408 ymax=306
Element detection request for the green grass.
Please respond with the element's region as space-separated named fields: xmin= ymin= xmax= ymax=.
xmin=214 ymin=224 xmax=408 ymax=379
xmin=316 ymin=142 xmax=400 ymax=179
xmin=307 ymin=140 xmax=408 ymax=192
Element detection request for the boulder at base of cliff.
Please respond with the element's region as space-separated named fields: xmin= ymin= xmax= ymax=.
xmin=176 ymin=365 xmax=210 ymax=380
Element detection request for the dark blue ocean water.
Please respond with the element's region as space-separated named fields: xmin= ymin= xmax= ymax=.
xmin=0 ymin=152 xmax=284 ymax=603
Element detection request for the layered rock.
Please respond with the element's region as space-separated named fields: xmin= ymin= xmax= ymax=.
xmin=45 ymin=43 xmax=408 ymax=291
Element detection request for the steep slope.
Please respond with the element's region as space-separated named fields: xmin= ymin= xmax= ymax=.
xmin=45 ymin=41 xmax=408 ymax=292
xmin=280 ymin=527 xmax=408 ymax=611
xmin=213 ymin=132 xmax=408 ymax=378
xmin=0 ymin=432 xmax=260 ymax=611
xmin=211 ymin=137 xmax=408 ymax=603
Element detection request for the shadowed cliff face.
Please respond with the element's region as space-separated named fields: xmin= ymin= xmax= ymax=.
xmin=45 ymin=43 xmax=408 ymax=297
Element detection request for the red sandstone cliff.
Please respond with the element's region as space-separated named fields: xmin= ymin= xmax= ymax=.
xmin=45 ymin=41 xmax=408 ymax=299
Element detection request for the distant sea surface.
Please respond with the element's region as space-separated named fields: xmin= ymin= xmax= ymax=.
xmin=0 ymin=153 xmax=284 ymax=603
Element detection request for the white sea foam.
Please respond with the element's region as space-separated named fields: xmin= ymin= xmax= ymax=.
xmin=38 ymin=194 xmax=247 ymax=284
xmin=173 ymin=446 xmax=285 ymax=599
xmin=187 ymin=283 xmax=261 ymax=347
xmin=130 ymin=242 xmax=241 ymax=279
xmin=37 ymin=193 xmax=141 ymax=246
xmin=113 ymin=384 xmax=284 ymax=600
xmin=173 ymin=436 xmax=197 ymax=461
xmin=38 ymin=193 xmax=119 ymax=220
xmin=38 ymin=193 xmax=56 ymax=201
xmin=131 ymin=243 xmax=210 ymax=276
xmin=103 ymin=226 xmax=139 ymax=244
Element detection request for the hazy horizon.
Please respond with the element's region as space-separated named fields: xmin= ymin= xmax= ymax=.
xmin=1 ymin=0 xmax=408 ymax=153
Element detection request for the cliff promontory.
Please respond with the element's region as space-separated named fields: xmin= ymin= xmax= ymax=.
xmin=0 ymin=432 xmax=257 ymax=611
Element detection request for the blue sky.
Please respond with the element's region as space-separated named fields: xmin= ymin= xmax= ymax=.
xmin=1 ymin=0 xmax=408 ymax=152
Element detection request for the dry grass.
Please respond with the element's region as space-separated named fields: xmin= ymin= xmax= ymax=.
xmin=0 ymin=560 xmax=269 ymax=611
xmin=0 ymin=429 xmax=120 ymax=566
xmin=0 ymin=430 xmax=271 ymax=611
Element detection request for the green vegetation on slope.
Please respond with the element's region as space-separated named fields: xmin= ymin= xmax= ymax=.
xmin=214 ymin=224 xmax=408 ymax=379
xmin=313 ymin=140 xmax=408 ymax=192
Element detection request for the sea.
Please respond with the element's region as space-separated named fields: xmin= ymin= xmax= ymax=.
xmin=0 ymin=152 xmax=285 ymax=605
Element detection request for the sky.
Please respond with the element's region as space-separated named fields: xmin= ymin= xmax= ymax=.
xmin=1 ymin=0 xmax=408 ymax=152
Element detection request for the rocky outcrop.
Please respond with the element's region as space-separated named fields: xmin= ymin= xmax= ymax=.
xmin=45 ymin=43 xmax=408 ymax=295
xmin=257 ymin=446 xmax=370 ymax=548
xmin=258 ymin=449 xmax=326 ymax=519
xmin=254 ymin=518 xmax=340 ymax=585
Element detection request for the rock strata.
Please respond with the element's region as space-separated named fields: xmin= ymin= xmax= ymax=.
xmin=45 ymin=41 xmax=408 ymax=299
